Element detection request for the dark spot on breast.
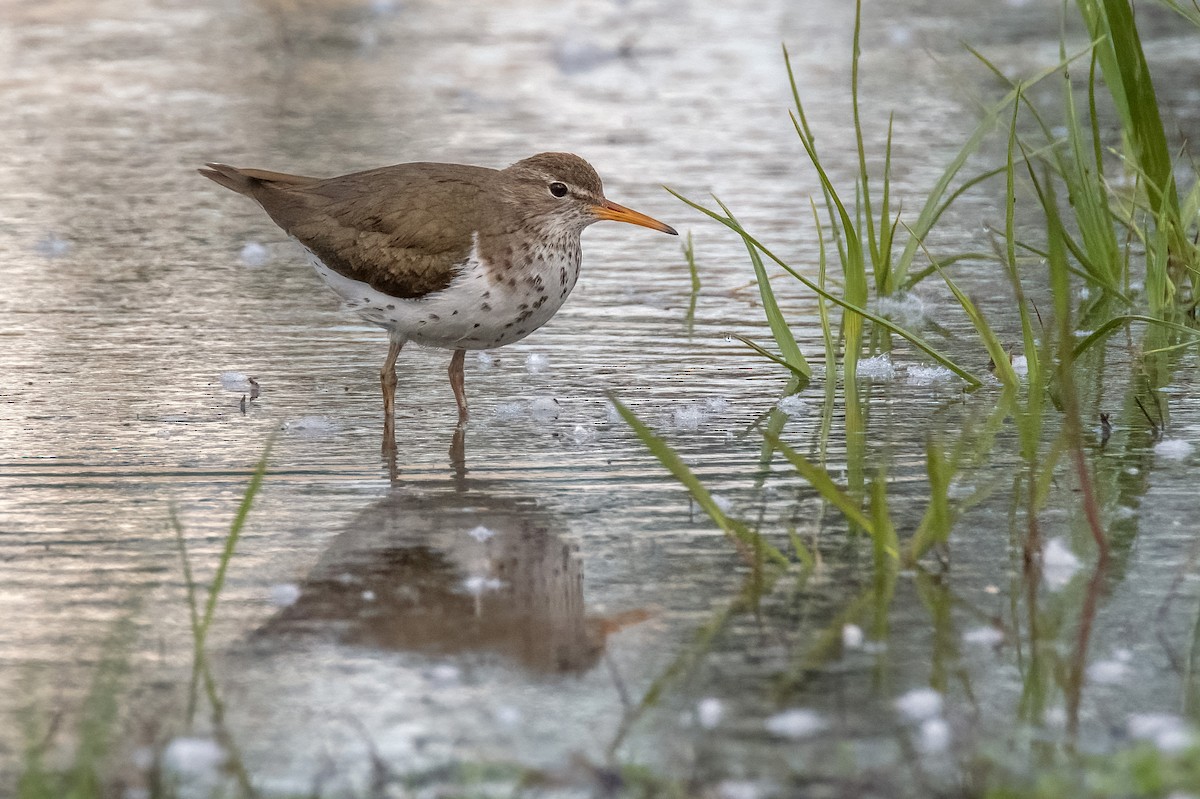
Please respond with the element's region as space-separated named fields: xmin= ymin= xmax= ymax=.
xmin=517 ymin=328 xmax=527 ymax=335
xmin=507 ymin=277 xmax=517 ymax=288
xmin=533 ymin=296 xmax=547 ymax=309
xmin=473 ymin=323 xmax=481 ymax=328
xmin=452 ymin=310 xmax=458 ymax=316
xmin=386 ymin=304 xmax=395 ymax=310
xmin=518 ymin=303 xmax=528 ymax=311
xmin=505 ymin=322 xmax=514 ymax=329
xmin=429 ymin=313 xmax=440 ymax=321
xmin=560 ymin=267 xmax=568 ymax=285
xmin=482 ymin=291 xmax=491 ymax=299
xmin=517 ymin=309 xmax=533 ymax=323
xmin=480 ymin=302 xmax=491 ymax=312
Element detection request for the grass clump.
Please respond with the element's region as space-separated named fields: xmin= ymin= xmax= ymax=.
xmin=12 ymin=442 xmax=273 ymax=799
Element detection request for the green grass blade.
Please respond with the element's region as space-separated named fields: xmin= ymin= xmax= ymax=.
xmin=924 ymin=247 xmax=1020 ymax=387
xmin=199 ymin=439 xmax=274 ymax=637
xmin=728 ymin=332 xmax=811 ymax=381
xmin=812 ymin=199 xmax=837 ymax=376
xmin=1004 ymin=90 xmax=1040 ymax=386
xmin=611 ymin=395 xmax=788 ymax=567
xmin=765 ymin=433 xmax=876 ymax=536
xmin=713 ymin=198 xmax=811 ymax=378
xmin=683 ymin=230 xmax=700 ymax=294
xmin=1072 ymin=314 xmax=1200 ymax=358
xmin=667 ymin=188 xmax=982 ymax=387
xmin=907 ymin=436 xmax=953 ymax=563
xmin=894 ymin=42 xmax=1096 ymax=286
xmin=1080 ymin=0 xmax=1179 ymax=226
xmin=869 ymin=471 xmax=900 ymax=566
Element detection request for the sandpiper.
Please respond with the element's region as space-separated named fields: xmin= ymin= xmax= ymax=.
xmin=200 ymin=152 xmax=676 ymax=450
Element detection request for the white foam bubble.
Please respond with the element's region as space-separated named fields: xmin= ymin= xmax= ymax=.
xmin=493 ymin=704 xmax=522 ymax=728
xmin=493 ymin=401 xmax=525 ymax=420
xmin=907 ymin=365 xmax=957 ymax=385
xmin=530 ymin=396 xmax=560 ymax=421
xmin=842 ymin=624 xmax=864 ymax=649
xmin=856 ymin=353 xmax=895 ymax=379
xmin=1155 ymin=439 xmax=1194 ymax=460
xmin=283 ymin=416 xmax=339 ymax=437
xmin=697 ymin=697 xmax=724 ymax=729
xmin=268 ymin=583 xmax=300 ymax=607
xmin=918 ymin=717 xmax=951 ymax=753
xmin=162 ymin=737 xmax=226 ymax=777
xmin=1086 ymin=659 xmax=1128 ymax=685
xmin=1042 ymin=538 xmax=1081 ymax=591
xmin=525 ymin=353 xmax=550 ymax=373
xmin=239 ymin=241 xmax=269 ymax=267
xmin=705 ymin=397 xmax=732 ymax=414
xmin=467 ymin=525 xmax=495 ymax=542
xmin=219 ymin=371 xmax=252 ymax=392
xmin=717 ymin=781 xmax=767 ymax=799
xmin=463 ymin=575 xmax=503 ymax=595
xmin=672 ymin=404 xmax=706 ymax=430
xmin=777 ymin=395 xmax=806 ymax=415
xmin=35 ymin=233 xmax=72 ymax=258
xmin=1128 ymin=713 xmax=1194 ymax=753
xmin=895 ymin=688 xmax=942 ymax=721
xmin=874 ymin=293 xmax=926 ymax=327
xmin=764 ymin=708 xmax=826 ymax=738
xmin=963 ymin=626 xmax=1004 ymax=646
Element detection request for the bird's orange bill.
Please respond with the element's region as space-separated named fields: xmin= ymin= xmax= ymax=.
xmin=593 ymin=199 xmax=678 ymax=235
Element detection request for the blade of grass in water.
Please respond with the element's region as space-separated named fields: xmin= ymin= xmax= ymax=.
xmin=1079 ymin=0 xmax=1183 ymax=267
xmin=727 ymin=332 xmax=811 ymax=381
xmin=667 ymin=188 xmax=983 ymax=388
xmin=764 ymin=433 xmax=875 ymax=538
xmin=919 ymin=239 xmax=1020 ymax=388
xmin=182 ymin=437 xmax=274 ymax=721
xmin=683 ymin=231 xmax=700 ymax=332
xmin=1003 ymin=89 xmax=1041 ymax=387
xmin=891 ymin=45 xmax=1094 ymax=288
xmin=713 ymin=198 xmax=811 ymax=379
xmin=198 ymin=440 xmax=273 ymax=638
xmin=970 ymin=41 xmax=1127 ymax=299
xmin=610 ymin=395 xmax=787 ymax=567
xmin=1072 ymin=315 xmax=1200 ymax=358
xmin=906 ymin=436 xmax=953 ymax=564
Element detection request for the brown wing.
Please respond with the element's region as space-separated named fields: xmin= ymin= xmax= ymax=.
xmin=200 ymin=162 xmax=495 ymax=298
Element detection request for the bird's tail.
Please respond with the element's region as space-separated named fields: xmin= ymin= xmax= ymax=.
xmin=197 ymin=163 xmax=317 ymax=196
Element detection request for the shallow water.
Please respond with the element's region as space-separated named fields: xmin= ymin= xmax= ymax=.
xmin=2 ymin=0 xmax=1200 ymax=795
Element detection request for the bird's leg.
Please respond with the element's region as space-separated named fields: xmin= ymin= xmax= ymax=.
xmin=381 ymin=337 xmax=404 ymax=454
xmin=450 ymin=424 xmax=467 ymax=476
xmin=448 ymin=348 xmax=468 ymax=423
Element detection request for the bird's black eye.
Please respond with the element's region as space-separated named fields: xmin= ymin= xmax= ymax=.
xmin=549 ymin=182 xmax=568 ymax=198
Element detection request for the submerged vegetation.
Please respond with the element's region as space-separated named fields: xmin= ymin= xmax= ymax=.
xmin=621 ymin=0 xmax=1200 ymax=794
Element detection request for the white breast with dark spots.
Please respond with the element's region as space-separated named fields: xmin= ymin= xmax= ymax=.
xmin=295 ymin=233 xmax=582 ymax=350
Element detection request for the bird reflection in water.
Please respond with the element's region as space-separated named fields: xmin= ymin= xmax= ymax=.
xmin=258 ymin=483 xmax=649 ymax=674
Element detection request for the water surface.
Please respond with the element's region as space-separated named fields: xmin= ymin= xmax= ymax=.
xmin=2 ymin=0 xmax=1199 ymax=795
